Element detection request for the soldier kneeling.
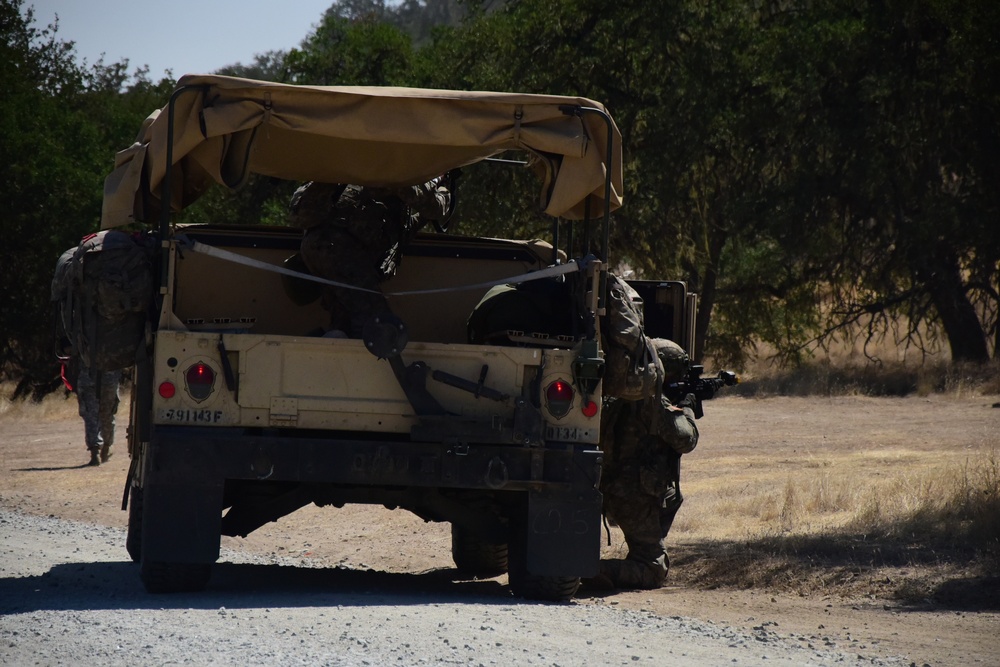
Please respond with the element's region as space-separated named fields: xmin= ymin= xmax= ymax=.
xmin=595 ymin=338 xmax=698 ymax=589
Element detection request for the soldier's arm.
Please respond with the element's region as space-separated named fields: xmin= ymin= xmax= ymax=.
xmin=658 ymin=394 xmax=699 ymax=454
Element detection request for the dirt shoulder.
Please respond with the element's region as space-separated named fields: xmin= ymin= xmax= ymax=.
xmin=1 ymin=393 xmax=997 ymax=665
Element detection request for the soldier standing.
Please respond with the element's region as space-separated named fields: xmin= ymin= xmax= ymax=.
xmin=596 ymin=337 xmax=699 ymax=589
xmin=75 ymin=365 xmax=121 ymax=466
xmin=289 ymin=179 xmax=452 ymax=338
xmin=51 ymin=247 xmax=122 ymax=467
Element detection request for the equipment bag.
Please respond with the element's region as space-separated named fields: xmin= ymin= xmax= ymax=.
xmin=53 ymin=230 xmax=155 ymax=371
xmin=600 ymin=273 xmax=663 ymax=401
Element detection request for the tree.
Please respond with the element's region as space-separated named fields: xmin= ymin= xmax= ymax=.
xmin=391 ymin=0 xmax=468 ymax=45
xmin=0 ymin=1 xmax=172 ymax=397
xmin=415 ymin=0 xmax=826 ymax=364
xmin=417 ymin=0 xmax=998 ymax=366
xmin=783 ymin=0 xmax=1000 ymax=363
xmin=217 ymin=50 xmax=293 ymax=82
xmin=6 ymin=0 xmax=995 ymax=399
xmin=285 ymin=3 xmax=413 ymax=86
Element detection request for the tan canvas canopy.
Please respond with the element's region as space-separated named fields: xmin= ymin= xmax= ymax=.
xmin=102 ymin=74 xmax=623 ymax=230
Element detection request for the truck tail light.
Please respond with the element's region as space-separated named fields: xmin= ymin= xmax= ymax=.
xmin=581 ymin=399 xmax=599 ymax=418
xmin=185 ymin=362 xmax=216 ymax=400
xmin=545 ymin=379 xmax=574 ymax=418
xmin=158 ymin=381 xmax=176 ymax=399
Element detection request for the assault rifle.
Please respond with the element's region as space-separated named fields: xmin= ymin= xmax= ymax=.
xmin=664 ymin=365 xmax=739 ymax=419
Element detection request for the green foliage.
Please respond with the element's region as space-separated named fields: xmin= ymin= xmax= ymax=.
xmin=390 ymin=0 xmax=468 ymax=45
xmin=286 ymin=8 xmax=413 ymax=86
xmin=175 ymin=176 xmax=299 ymax=227
xmin=187 ymin=3 xmax=423 ymax=229
xmin=413 ymin=0 xmax=999 ymax=368
xmin=216 ymin=51 xmax=293 ymax=82
xmin=754 ymin=0 xmax=1000 ymax=364
xmin=4 ymin=0 xmax=998 ymax=396
xmin=0 ymin=0 xmax=172 ymax=397
xmin=416 ymin=0 xmax=829 ymax=364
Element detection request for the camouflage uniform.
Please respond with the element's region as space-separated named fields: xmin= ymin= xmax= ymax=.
xmin=52 ymin=243 xmax=126 ymax=466
xmin=289 ymin=181 xmax=451 ymax=337
xmin=597 ymin=338 xmax=698 ymax=589
xmin=75 ymin=363 xmax=121 ymax=466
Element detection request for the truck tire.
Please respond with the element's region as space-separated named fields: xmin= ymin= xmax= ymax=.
xmin=140 ymin=560 xmax=211 ymax=594
xmin=126 ymin=485 xmax=143 ymax=563
xmin=507 ymin=520 xmax=581 ymax=602
xmin=451 ymin=524 xmax=508 ymax=576
xmin=507 ymin=562 xmax=581 ymax=602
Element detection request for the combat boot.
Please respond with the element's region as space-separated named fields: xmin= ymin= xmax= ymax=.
xmin=100 ymin=444 xmax=113 ymax=463
xmin=88 ymin=448 xmax=101 ymax=467
xmin=581 ymin=570 xmax=616 ymax=591
xmin=598 ymin=557 xmax=667 ymax=590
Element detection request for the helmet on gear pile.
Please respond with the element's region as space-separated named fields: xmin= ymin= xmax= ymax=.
xmin=280 ymin=253 xmax=321 ymax=306
xmin=650 ymin=338 xmax=689 ymax=383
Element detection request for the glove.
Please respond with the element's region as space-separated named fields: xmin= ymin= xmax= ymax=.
xmin=677 ymin=393 xmax=698 ymax=411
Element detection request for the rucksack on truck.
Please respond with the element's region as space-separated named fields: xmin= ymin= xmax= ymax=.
xmin=51 ymin=230 xmax=156 ymax=371
xmin=600 ymin=273 xmax=663 ymax=401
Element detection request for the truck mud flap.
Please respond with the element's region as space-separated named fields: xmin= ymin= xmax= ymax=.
xmin=141 ymin=481 xmax=224 ymax=564
xmin=140 ymin=434 xmax=225 ymax=564
xmin=523 ymin=489 xmax=602 ymax=577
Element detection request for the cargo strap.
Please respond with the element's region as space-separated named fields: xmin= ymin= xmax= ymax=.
xmin=175 ymin=235 xmax=586 ymax=297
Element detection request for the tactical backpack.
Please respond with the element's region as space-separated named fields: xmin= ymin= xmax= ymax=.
xmin=600 ymin=273 xmax=663 ymax=400
xmin=52 ymin=230 xmax=155 ymax=371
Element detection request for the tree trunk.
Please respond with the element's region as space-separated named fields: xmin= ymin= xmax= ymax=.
xmin=994 ymin=314 xmax=1000 ymax=360
xmin=693 ymin=225 xmax=727 ymax=364
xmin=924 ymin=249 xmax=989 ymax=363
xmin=694 ymin=268 xmax=716 ymax=365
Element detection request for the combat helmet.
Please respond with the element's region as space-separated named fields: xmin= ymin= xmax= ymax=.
xmin=649 ymin=338 xmax=689 ymax=383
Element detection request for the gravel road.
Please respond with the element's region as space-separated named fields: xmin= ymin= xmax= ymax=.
xmin=0 ymin=510 xmax=907 ymax=666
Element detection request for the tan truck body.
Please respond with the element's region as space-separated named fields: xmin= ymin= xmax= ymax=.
xmin=113 ymin=76 xmax=626 ymax=600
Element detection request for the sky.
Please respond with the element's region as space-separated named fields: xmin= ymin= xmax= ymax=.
xmin=24 ymin=1 xmax=335 ymax=80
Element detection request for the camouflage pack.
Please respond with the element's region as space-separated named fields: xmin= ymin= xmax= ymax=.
xmin=52 ymin=230 xmax=155 ymax=371
xmin=601 ymin=274 xmax=663 ymax=400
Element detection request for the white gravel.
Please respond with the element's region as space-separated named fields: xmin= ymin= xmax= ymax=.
xmin=0 ymin=510 xmax=907 ymax=666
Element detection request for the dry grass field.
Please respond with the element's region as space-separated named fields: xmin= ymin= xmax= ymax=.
xmin=644 ymin=357 xmax=1000 ymax=609
xmin=664 ymin=395 xmax=999 ymax=604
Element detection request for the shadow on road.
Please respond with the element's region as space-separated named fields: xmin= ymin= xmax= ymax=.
xmin=0 ymin=559 xmax=519 ymax=615
xmin=671 ymin=534 xmax=1000 ymax=612
xmin=13 ymin=464 xmax=97 ymax=471
xmin=926 ymin=576 xmax=1000 ymax=611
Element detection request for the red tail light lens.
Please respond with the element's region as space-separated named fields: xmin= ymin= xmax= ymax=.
xmin=186 ymin=363 xmax=214 ymax=384
xmin=185 ymin=362 xmax=215 ymax=401
xmin=545 ymin=379 xmax=574 ymax=418
xmin=158 ymin=381 xmax=176 ymax=399
xmin=547 ymin=379 xmax=573 ymax=401
xmin=581 ymin=400 xmax=599 ymax=418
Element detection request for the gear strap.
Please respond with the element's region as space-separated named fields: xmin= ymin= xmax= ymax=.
xmin=176 ymin=235 xmax=585 ymax=298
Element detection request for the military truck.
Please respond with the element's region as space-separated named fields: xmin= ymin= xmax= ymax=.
xmin=104 ymin=75 xmax=692 ymax=601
